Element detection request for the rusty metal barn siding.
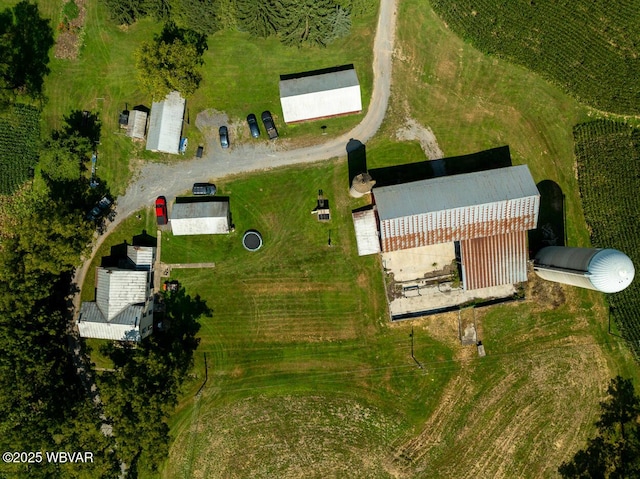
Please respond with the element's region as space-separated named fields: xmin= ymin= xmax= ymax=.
xmin=379 ymin=196 xmax=539 ymax=252
xmin=460 ymin=232 xmax=528 ymax=290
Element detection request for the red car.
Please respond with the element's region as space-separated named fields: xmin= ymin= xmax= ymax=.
xmin=155 ymin=196 xmax=168 ymax=225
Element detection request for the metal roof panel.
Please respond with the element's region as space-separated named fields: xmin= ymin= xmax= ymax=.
xmin=460 ymin=232 xmax=529 ymax=290
xmin=374 ymin=165 xmax=539 ymax=220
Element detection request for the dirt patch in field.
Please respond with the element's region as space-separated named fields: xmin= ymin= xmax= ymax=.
xmin=395 ymin=117 xmax=444 ymax=160
xmin=53 ymin=0 xmax=87 ymax=59
xmin=526 ymin=268 xmax=566 ymax=311
xmin=165 ymin=395 xmax=404 ymax=479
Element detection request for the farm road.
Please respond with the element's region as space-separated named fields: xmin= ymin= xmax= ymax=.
xmin=72 ymin=0 xmax=398 ymax=306
xmin=116 ymin=0 xmax=398 ymax=219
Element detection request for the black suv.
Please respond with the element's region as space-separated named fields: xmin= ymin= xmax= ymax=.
xmin=247 ymin=114 xmax=260 ymax=138
xmin=192 ymin=183 xmax=217 ymax=195
xmin=261 ymin=111 xmax=279 ymax=140
xmin=219 ymin=126 xmax=229 ymax=148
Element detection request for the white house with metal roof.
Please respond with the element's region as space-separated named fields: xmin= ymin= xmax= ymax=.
xmin=170 ymin=199 xmax=231 ymax=236
xmin=279 ymin=65 xmax=362 ymax=123
xmin=146 ymin=91 xmax=186 ymax=154
xmin=353 ymin=165 xmax=540 ymax=291
xmin=78 ymin=246 xmax=156 ymax=342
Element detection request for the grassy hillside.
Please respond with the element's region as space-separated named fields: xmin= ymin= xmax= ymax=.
xmin=429 ymin=0 xmax=640 ymax=115
xmin=574 ymin=120 xmax=640 ymax=356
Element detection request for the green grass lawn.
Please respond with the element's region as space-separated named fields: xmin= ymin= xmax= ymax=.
xmin=156 ymin=160 xmax=458 ymax=478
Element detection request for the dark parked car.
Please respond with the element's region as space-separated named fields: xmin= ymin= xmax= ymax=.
xmin=196 ymin=145 xmax=204 ymax=158
xmin=86 ymin=196 xmax=113 ymax=221
xmin=261 ymin=111 xmax=278 ymax=140
xmin=247 ymin=113 xmax=260 ymax=138
xmin=219 ymin=126 xmax=229 ymax=148
xmin=192 ymin=183 xmax=217 ymax=195
xmin=155 ymin=196 xmax=168 ymax=225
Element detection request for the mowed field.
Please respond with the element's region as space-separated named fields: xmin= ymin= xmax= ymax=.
xmin=158 ymin=161 xmax=457 ymax=478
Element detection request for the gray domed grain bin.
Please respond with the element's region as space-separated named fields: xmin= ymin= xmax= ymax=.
xmin=534 ymin=246 xmax=635 ymax=293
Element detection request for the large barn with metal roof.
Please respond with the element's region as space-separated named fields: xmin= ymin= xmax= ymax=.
xmin=353 ymin=165 xmax=540 ymax=292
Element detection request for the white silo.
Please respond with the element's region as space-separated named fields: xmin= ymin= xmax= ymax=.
xmin=349 ymin=172 xmax=376 ymax=198
xmin=534 ymin=247 xmax=635 ymax=293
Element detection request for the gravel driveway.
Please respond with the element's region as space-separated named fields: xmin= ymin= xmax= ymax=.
xmin=73 ymin=0 xmax=398 ymax=299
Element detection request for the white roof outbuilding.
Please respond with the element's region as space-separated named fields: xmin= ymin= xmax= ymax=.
xmin=146 ymin=91 xmax=186 ymax=154
xmin=170 ymin=199 xmax=231 ymax=236
xmin=352 ymin=207 xmax=380 ymax=256
xmin=279 ymin=65 xmax=362 ymax=123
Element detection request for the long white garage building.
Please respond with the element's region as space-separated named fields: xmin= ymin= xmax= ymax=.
xmin=170 ymin=199 xmax=231 ymax=236
xmin=279 ymin=64 xmax=362 ymax=123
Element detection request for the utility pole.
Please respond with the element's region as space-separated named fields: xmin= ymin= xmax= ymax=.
xmin=410 ymin=327 xmax=423 ymax=369
xmin=410 ymin=327 xmax=414 ymax=358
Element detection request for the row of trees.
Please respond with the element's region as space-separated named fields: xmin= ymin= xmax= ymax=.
xmin=0 ymin=108 xmax=207 ymax=476
xmin=98 ymin=289 xmax=205 ymax=474
xmin=0 ymin=119 xmax=118 ymax=477
xmin=104 ymin=0 xmax=376 ymax=47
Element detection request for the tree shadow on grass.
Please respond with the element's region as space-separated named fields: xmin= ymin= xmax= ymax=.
xmin=153 ymin=287 xmax=207 ymax=374
xmin=63 ymin=109 xmax=102 ymax=144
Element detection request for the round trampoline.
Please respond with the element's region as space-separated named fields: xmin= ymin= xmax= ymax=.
xmin=242 ymin=230 xmax=263 ymax=251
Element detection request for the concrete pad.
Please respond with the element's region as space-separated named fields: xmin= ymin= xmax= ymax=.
xmin=382 ymin=243 xmax=455 ymax=282
xmin=389 ymin=282 xmax=516 ymax=318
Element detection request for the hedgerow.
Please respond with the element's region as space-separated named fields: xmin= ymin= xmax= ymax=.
xmin=574 ymin=120 xmax=640 ymax=357
xmin=430 ymin=0 xmax=640 ymax=115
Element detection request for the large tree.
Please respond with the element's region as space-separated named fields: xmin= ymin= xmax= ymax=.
xmin=135 ymin=21 xmax=207 ymax=99
xmin=236 ymin=0 xmax=351 ymax=46
xmin=101 ymin=0 xmax=170 ymax=25
xmin=170 ymin=0 xmax=223 ymax=35
xmin=39 ymin=132 xmax=93 ymax=182
xmin=559 ymin=376 xmax=640 ymax=478
xmin=279 ymin=0 xmax=347 ymax=47
xmin=236 ymin=0 xmax=283 ymax=38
